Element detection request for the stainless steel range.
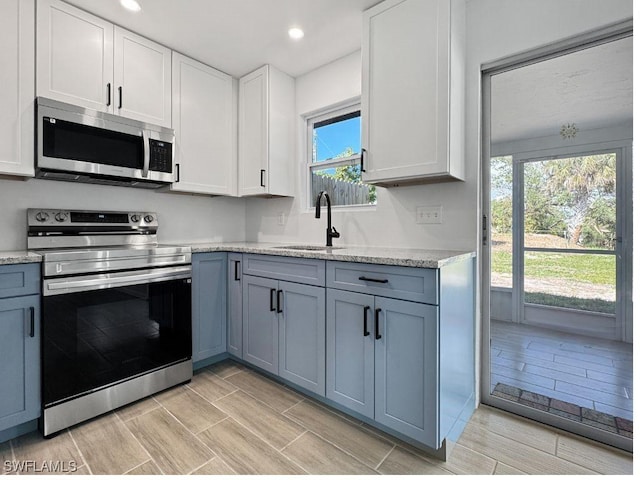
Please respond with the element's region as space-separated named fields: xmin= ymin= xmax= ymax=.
xmin=28 ymin=209 xmax=192 ymax=437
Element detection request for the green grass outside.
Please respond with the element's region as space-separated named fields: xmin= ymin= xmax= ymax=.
xmin=492 ymin=251 xmax=615 ymax=286
xmin=523 ymin=292 xmax=615 ymax=315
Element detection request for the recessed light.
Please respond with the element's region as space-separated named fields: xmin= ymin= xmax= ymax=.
xmin=288 ymin=27 xmax=304 ymax=40
xmin=120 ymin=0 xmax=141 ymax=12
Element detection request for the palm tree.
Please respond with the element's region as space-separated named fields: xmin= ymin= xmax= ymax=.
xmin=543 ymin=154 xmax=616 ymax=246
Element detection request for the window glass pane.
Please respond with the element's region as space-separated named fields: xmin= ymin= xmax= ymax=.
xmin=491 ymin=156 xmax=513 ymax=289
xmin=524 ymin=154 xmax=616 ymax=251
xmin=311 ymin=165 xmax=376 ymax=206
xmin=524 ymin=251 xmax=615 ymax=314
xmin=313 ymin=114 xmax=361 ymax=163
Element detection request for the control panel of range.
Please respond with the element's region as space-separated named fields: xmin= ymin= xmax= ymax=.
xmin=27 ymin=209 xmax=158 ymax=229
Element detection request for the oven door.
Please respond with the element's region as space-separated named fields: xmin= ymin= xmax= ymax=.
xmin=41 ymin=266 xmax=192 ymax=407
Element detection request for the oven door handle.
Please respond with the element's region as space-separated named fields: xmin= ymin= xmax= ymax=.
xmin=43 ymin=265 xmax=191 ymax=296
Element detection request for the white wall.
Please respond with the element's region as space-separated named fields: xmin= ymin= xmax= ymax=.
xmin=246 ymin=0 xmax=632 ymax=252
xmin=0 ymin=177 xmax=246 ymax=251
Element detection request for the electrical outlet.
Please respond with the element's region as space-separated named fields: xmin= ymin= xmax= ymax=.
xmin=416 ymin=205 xmax=442 ymax=224
xmin=277 ymin=212 xmax=285 ymax=226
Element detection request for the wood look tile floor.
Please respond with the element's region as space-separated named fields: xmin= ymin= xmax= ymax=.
xmin=491 ymin=320 xmax=634 ymax=420
xmin=0 ymin=360 xmax=633 ymax=475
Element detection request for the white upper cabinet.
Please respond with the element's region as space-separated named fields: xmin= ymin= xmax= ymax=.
xmin=0 ymin=0 xmax=35 ymax=177
xmin=361 ymin=0 xmax=465 ymax=186
xmin=37 ymin=0 xmax=171 ymax=128
xmin=113 ymin=27 xmax=171 ymax=127
xmin=170 ymin=52 xmax=236 ymax=196
xmin=238 ymin=65 xmax=295 ymax=197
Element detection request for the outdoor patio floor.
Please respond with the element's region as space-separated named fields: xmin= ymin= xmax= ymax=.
xmin=490 ymin=320 xmax=633 ymax=428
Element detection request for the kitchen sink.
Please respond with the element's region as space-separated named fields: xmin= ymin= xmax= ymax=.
xmin=272 ymin=245 xmax=344 ymax=251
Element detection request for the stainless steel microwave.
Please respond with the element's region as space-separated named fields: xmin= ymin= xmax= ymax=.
xmin=36 ymin=97 xmax=175 ymax=189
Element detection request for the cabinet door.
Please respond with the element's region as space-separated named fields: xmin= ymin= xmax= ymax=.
xmin=192 ymin=253 xmax=227 ymax=362
xmin=227 ymin=253 xmax=243 ymax=358
xmin=36 ymin=0 xmax=113 ymax=112
xmin=238 ymin=66 xmax=269 ymax=196
xmin=374 ymin=296 xmax=439 ymax=448
xmin=242 ymin=275 xmax=278 ymax=374
xmin=278 ymin=281 xmax=325 ymax=395
xmin=362 ymin=0 xmax=452 ymax=183
xmin=113 ymin=26 xmax=171 ymax=127
xmin=0 ymin=296 xmax=40 ymax=431
xmin=171 ymin=53 xmax=235 ymax=195
xmin=326 ymin=289 xmax=375 ymax=418
xmin=0 ymin=0 xmax=34 ymax=177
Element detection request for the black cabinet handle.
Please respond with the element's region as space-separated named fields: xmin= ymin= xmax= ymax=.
xmin=360 ymin=148 xmax=366 ymax=173
xmin=260 ymin=169 xmax=266 ymax=187
xmin=270 ymin=288 xmax=276 ymax=311
xmin=176 ymin=163 xmax=180 ymax=183
xmin=118 ymin=86 xmax=123 ymax=109
xmin=234 ymin=261 xmax=241 ymax=281
xmin=359 ymin=276 xmax=389 ymax=284
xmin=363 ymin=306 xmax=370 ymax=337
xmin=106 ymin=83 xmax=111 ymax=106
xmin=375 ymin=308 xmax=382 ymax=340
xmin=277 ymin=289 xmax=283 ymax=313
xmin=29 ymin=307 xmax=35 ymax=338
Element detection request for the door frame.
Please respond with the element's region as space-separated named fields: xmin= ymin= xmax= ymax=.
xmin=479 ymin=20 xmax=633 ymax=452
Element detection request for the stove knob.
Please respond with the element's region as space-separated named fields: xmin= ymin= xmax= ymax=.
xmin=35 ymin=211 xmax=50 ymax=222
xmin=144 ymin=215 xmax=154 ymax=223
xmin=55 ymin=212 xmax=68 ymax=222
xmin=131 ymin=214 xmax=141 ymax=223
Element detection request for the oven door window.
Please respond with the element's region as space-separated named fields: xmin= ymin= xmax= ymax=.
xmin=42 ymin=279 xmax=191 ymax=406
xmin=43 ymin=118 xmax=143 ymax=169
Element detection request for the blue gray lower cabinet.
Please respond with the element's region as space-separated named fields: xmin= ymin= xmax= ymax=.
xmin=326 ymin=258 xmax=475 ymax=451
xmin=278 ymin=281 xmax=325 ymax=395
xmin=192 ymin=253 xmax=228 ymax=362
xmin=242 ymin=273 xmax=326 ymax=396
xmin=0 ymin=295 xmax=41 ymax=432
xmin=242 ymin=275 xmax=279 ymax=374
xmin=326 ymin=290 xmax=438 ymax=448
xmin=227 ymin=253 xmax=243 ymax=358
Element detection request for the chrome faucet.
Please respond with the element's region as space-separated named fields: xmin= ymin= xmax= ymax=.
xmin=315 ymin=191 xmax=340 ymax=247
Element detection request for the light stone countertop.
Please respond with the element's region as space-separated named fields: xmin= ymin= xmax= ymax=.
xmin=0 ymin=243 xmax=475 ymax=269
xmin=0 ymin=251 xmax=43 ymax=265
xmin=186 ymin=242 xmax=475 ymax=269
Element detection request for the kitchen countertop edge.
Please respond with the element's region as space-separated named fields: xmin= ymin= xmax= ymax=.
xmin=0 ymin=251 xmax=43 ymax=266
xmin=188 ymin=242 xmax=476 ymax=269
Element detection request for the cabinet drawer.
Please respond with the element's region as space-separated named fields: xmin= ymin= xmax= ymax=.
xmin=326 ymin=261 xmax=437 ymax=305
xmin=243 ymin=254 xmax=325 ymax=287
xmin=0 ymin=264 xmax=40 ymax=299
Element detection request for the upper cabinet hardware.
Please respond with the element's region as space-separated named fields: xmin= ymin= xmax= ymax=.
xmin=106 ymin=83 xmax=111 ymax=106
xmin=360 ymin=148 xmax=367 ymax=173
xmin=118 ymin=86 xmax=123 ymax=109
xmin=260 ymin=169 xmax=266 ymax=187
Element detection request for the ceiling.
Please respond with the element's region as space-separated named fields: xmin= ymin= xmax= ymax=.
xmin=491 ymin=36 xmax=633 ymax=144
xmin=65 ymin=0 xmax=381 ymax=78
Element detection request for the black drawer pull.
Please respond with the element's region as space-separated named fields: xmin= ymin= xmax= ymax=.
xmin=270 ymin=288 xmax=276 ymax=311
xmin=363 ymin=306 xmax=370 ymax=337
xmin=375 ymin=308 xmax=382 ymax=340
xmin=29 ymin=306 xmax=35 ymax=338
xmin=359 ymin=276 xmax=389 ymax=284
xmin=277 ymin=289 xmax=284 ymax=313
xmin=234 ymin=261 xmax=241 ymax=281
